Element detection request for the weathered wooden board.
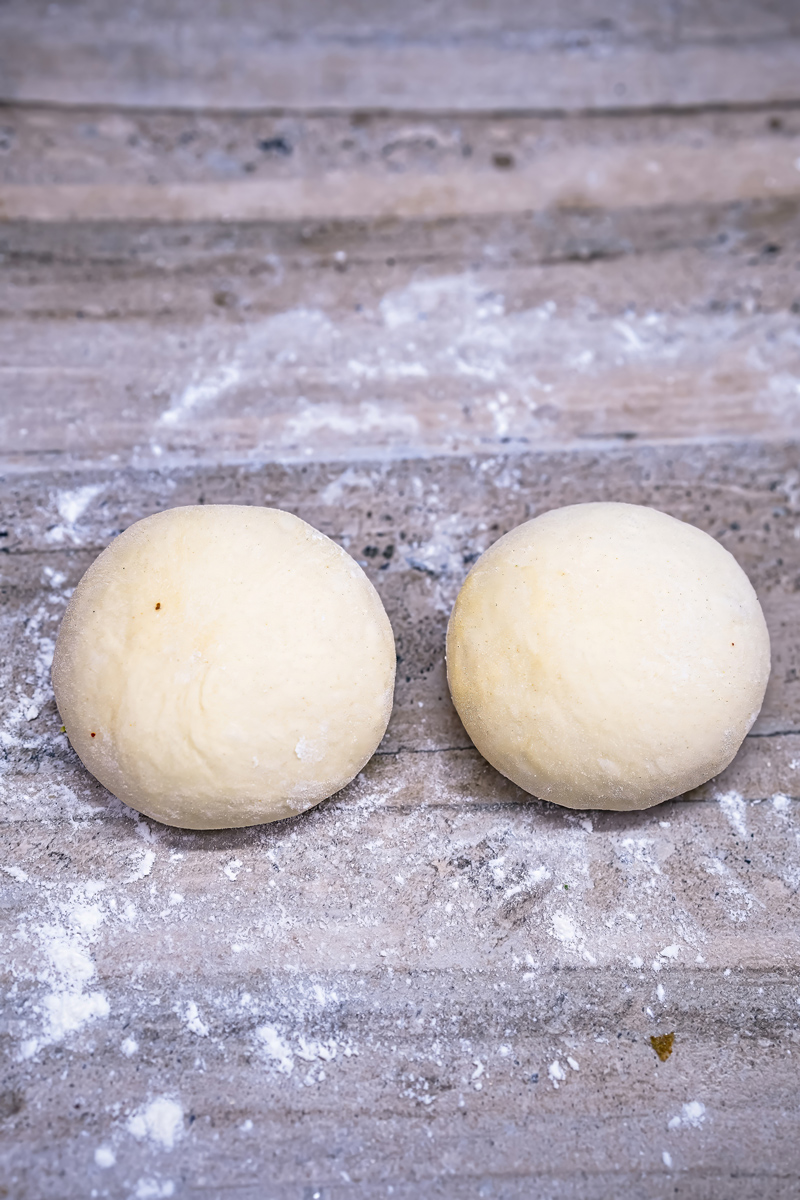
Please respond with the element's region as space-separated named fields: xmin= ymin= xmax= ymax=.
xmin=1 ymin=444 xmax=800 ymax=1198
xmin=2 ymin=4 xmax=800 ymax=1192
xmin=3 ymin=105 xmax=800 ymax=475
xmin=2 ymin=0 xmax=800 ymax=111
xmin=3 ymin=104 xmax=800 ymax=226
xmin=3 ymin=123 xmax=800 ymax=221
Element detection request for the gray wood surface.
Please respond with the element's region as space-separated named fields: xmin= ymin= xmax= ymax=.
xmin=2 ymin=0 xmax=800 ymax=111
xmin=3 ymin=105 xmax=800 ymax=471
xmin=2 ymin=4 xmax=800 ymax=1197
xmin=2 ymin=447 xmax=800 ymax=1199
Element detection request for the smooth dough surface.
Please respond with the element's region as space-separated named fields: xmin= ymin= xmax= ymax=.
xmin=52 ymin=505 xmax=396 ymax=828
xmin=446 ymin=502 xmax=770 ymax=811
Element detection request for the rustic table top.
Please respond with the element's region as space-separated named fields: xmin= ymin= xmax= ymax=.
xmin=1 ymin=4 xmax=800 ymax=1198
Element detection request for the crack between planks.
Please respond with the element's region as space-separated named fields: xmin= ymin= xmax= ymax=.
xmin=4 ymin=96 xmax=800 ymax=122
xmin=375 ymin=745 xmax=474 ymax=756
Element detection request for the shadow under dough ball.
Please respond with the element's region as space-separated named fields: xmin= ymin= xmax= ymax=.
xmin=52 ymin=505 xmax=396 ymax=829
xmin=446 ymin=502 xmax=770 ymax=811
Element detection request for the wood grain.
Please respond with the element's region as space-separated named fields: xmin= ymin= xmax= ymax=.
xmin=3 ymin=220 xmax=800 ymax=467
xmin=2 ymin=1 xmax=800 ymax=111
xmin=3 ymin=107 xmax=799 ymax=473
xmin=2 ymin=5 xmax=800 ymax=1194
xmin=3 ymin=137 xmax=800 ymax=222
xmin=1 ymin=445 xmax=800 ymax=1197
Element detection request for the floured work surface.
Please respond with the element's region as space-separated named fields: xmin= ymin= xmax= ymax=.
xmin=1 ymin=446 xmax=800 ymax=1199
xmin=2 ymin=2 xmax=800 ymax=1193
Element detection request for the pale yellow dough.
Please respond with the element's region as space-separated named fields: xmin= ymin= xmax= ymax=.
xmin=52 ymin=506 xmax=396 ymax=828
xmin=446 ymin=502 xmax=770 ymax=811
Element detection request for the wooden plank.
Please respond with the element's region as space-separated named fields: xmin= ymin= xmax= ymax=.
xmin=2 ymin=13 xmax=800 ymax=1188
xmin=1 ymin=444 xmax=798 ymax=761
xmin=2 ymin=104 xmax=799 ymax=470
xmin=1 ymin=444 xmax=799 ymax=1196
xmin=2 ymin=235 xmax=800 ymax=468
xmin=1 ymin=1 xmax=800 ymax=112
xmin=4 ymin=106 xmax=800 ymax=202
xmin=3 ymin=135 xmax=800 ymax=221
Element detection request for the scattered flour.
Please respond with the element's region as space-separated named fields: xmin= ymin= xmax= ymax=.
xmin=183 ymin=1001 xmax=209 ymax=1037
xmin=0 ymin=777 xmax=100 ymax=824
xmin=288 ymin=399 xmax=418 ymax=443
xmin=134 ymin=1180 xmax=175 ymax=1199
xmin=127 ymin=1097 xmax=184 ymax=1150
xmin=718 ymin=791 xmax=747 ymax=838
xmin=46 ymin=484 xmax=104 ymax=544
xmin=319 ymin=467 xmax=376 ymax=507
xmin=39 ymin=988 xmax=110 ymax=1047
xmin=617 ymin=836 xmax=662 ymax=876
xmin=256 ymin=1025 xmax=294 ymax=1074
xmin=703 ymin=855 xmax=761 ymax=923
xmin=18 ymin=882 xmax=111 ymax=1058
xmin=121 ymin=1036 xmax=139 ymax=1057
xmin=254 ymin=1023 xmax=351 ymax=1076
xmin=551 ymin=913 xmax=578 ymax=944
xmin=668 ymin=1100 xmax=706 ymax=1131
xmin=128 ymin=849 xmax=156 ymax=882
xmin=297 ymin=1035 xmax=337 ymax=1062
xmin=159 ymin=360 xmax=242 ymax=428
xmin=134 ymin=816 xmax=158 ymax=844
xmin=57 ymin=485 xmax=104 ymax=527
xmin=2 ymin=865 xmax=29 ymax=883
xmin=548 ymin=1060 xmax=566 ymax=1088
xmin=94 ymin=1145 xmax=115 ymax=1168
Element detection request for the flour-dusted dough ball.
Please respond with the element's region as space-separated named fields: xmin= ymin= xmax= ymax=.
xmin=447 ymin=502 xmax=770 ymax=811
xmin=52 ymin=506 xmax=396 ymax=829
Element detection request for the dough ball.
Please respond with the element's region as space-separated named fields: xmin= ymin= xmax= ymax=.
xmin=447 ymin=502 xmax=770 ymax=811
xmin=52 ymin=506 xmax=396 ymax=829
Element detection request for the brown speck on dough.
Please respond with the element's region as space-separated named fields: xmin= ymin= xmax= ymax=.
xmin=155 ymin=602 xmax=161 ymax=610
xmin=90 ymin=732 xmax=96 ymax=737
xmin=650 ymin=1032 xmax=675 ymax=1062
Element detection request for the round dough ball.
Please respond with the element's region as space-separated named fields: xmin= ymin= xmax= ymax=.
xmin=447 ymin=502 xmax=770 ymax=811
xmin=52 ymin=506 xmax=396 ymax=828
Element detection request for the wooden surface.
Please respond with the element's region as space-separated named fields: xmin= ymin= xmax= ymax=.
xmin=1 ymin=5 xmax=800 ymax=1198
xmin=3 ymin=0 xmax=800 ymax=111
